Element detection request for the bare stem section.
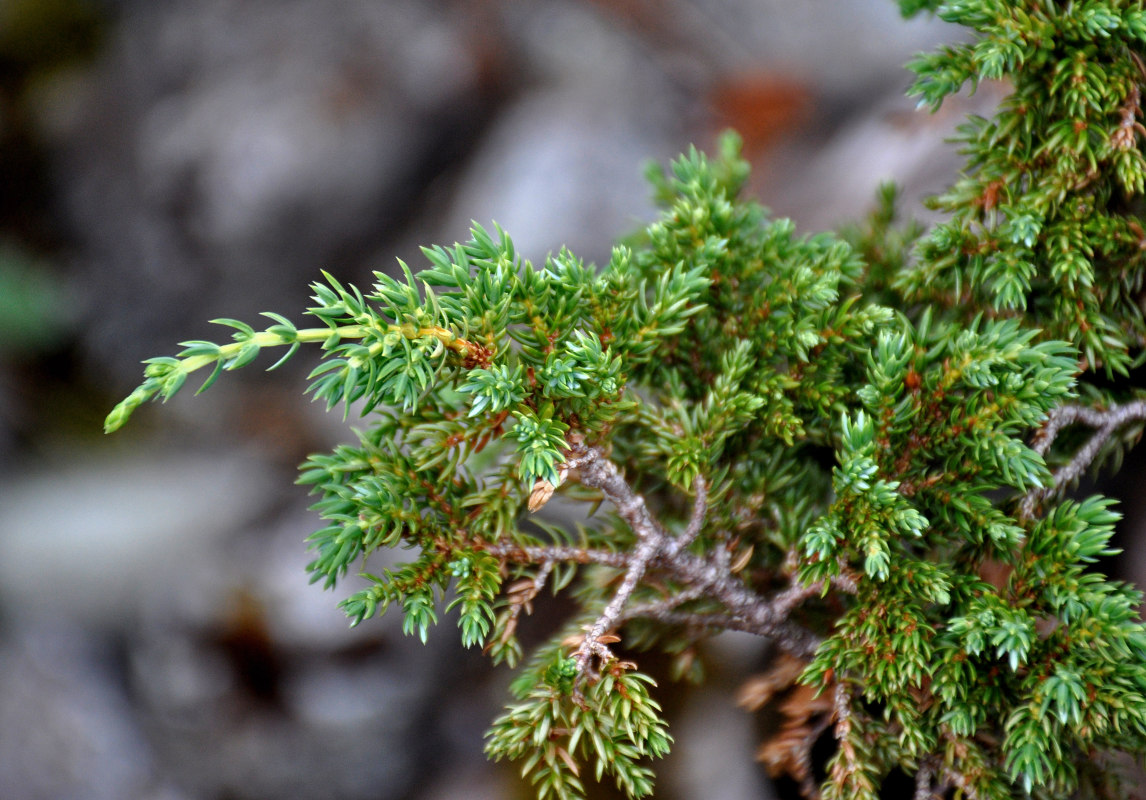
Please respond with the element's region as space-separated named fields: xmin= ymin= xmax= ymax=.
xmin=1021 ymin=399 xmax=1146 ymax=519
xmin=542 ymin=444 xmax=850 ymax=683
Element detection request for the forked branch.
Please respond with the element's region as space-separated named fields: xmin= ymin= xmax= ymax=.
xmin=557 ymin=445 xmax=846 ymax=680
xmin=1020 ymin=399 xmax=1146 ymax=519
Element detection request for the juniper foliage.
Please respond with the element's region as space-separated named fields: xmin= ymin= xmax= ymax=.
xmin=106 ymin=2 xmax=1146 ymax=798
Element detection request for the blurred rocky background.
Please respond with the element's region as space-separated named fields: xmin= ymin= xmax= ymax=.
xmin=0 ymin=1 xmax=1038 ymax=798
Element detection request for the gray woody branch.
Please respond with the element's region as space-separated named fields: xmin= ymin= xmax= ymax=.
xmin=1021 ymin=399 xmax=1146 ymax=519
xmin=559 ymin=444 xmax=854 ymax=679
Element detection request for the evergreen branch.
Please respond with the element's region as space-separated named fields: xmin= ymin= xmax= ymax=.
xmin=103 ymin=48 xmax=1146 ymax=794
xmin=564 ymin=444 xmax=669 ymax=541
xmin=663 ymin=554 xmax=849 ymax=658
xmin=620 ymin=602 xmax=821 ymax=659
xmin=548 ymin=472 xmax=707 ymax=678
xmin=629 ymin=609 xmax=751 ymax=634
xmin=104 ymin=318 xmax=487 ymax=432
xmin=485 ymin=522 xmax=836 ymax=659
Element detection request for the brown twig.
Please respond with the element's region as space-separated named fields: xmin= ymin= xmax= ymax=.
xmin=495 ymin=445 xmax=857 ymax=685
xmin=828 ymin=681 xmax=860 ymax=792
xmin=485 ymin=541 xmax=630 ymax=569
xmin=492 ymin=560 xmax=554 ymax=650
xmin=1112 ymin=81 xmax=1145 ymax=151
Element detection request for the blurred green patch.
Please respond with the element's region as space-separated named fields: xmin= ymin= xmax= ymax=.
xmin=0 ymin=241 xmax=70 ymax=355
xmin=0 ymin=0 xmax=105 ymax=75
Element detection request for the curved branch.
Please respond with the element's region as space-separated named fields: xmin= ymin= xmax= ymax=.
xmin=1021 ymin=399 xmax=1146 ymax=519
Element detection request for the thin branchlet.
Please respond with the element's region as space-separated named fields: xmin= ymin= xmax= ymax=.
xmin=484 ymin=541 xmax=630 ymax=569
xmin=1021 ymin=399 xmax=1146 ymax=519
xmin=566 ymin=445 xmax=699 ymax=680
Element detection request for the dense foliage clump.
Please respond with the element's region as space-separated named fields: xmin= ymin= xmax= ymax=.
xmin=108 ymin=2 xmax=1146 ymax=798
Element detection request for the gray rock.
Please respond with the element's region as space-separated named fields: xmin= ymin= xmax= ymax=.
xmin=421 ymin=1 xmax=690 ymax=266
xmin=0 ymin=620 xmax=176 ymax=800
xmin=0 ymin=447 xmax=279 ymax=625
xmin=50 ymin=0 xmax=510 ymax=381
